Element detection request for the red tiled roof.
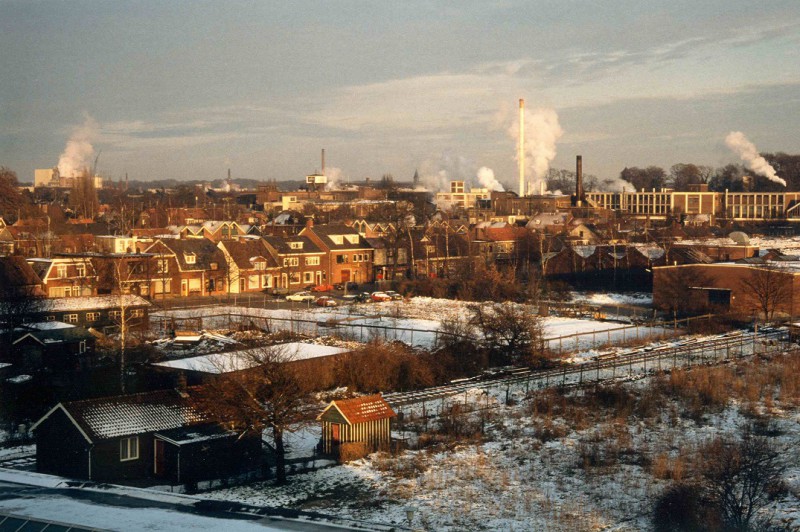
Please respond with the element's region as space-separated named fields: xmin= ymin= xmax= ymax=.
xmin=329 ymin=394 xmax=395 ymax=425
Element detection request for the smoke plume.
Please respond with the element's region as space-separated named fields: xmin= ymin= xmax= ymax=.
xmin=509 ymin=107 xmax=563 ymax=194
xmin=324 ymin=167 xmax=348 ymax=190
xmin=476 ymin=167 xmax=504 ymax=191
xmin=58 ymin=115 xmax=98 ymax=177
xmin=724 ymin=131 xmax=784 ymax=187
xmin=420 ymin=151 xmax=474 ymax=192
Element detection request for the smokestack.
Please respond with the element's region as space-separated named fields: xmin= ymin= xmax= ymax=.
xmin=575 ymin=155 xmax=584 ymax=206
xmin=321 ymin=149 xmax=325 ymax=175
xmin=519 ymin=99 xmax=525 ymax=197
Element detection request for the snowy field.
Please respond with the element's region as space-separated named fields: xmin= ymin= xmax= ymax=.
xmin=204 ymin=349 xmax=800 ymax=531
xmin=152 ymin=297 xmax=666 ymax=351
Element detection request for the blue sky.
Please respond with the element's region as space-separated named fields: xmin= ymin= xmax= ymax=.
xmin=1 ymin=0 xmax=798 ymax=189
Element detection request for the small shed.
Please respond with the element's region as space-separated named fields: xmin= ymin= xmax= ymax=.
xmin=317 ymin=394 xmax=396 ymax=460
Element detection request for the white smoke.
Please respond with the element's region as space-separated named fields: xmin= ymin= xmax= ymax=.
xmin=509 ymin=107 xmax=564 ymax=195
xmin=58 ymin=115 xmax=98 ymax=178
xmin=725 ymin=131 xmax=784 ymax=187
xmin=476 ymin=166 xmax=504 ymax=191
xmin=420 ymin=152 xmax=474 ymax=192
xmin=324 ymin=167 xmax=346 ymax=190
xmin=600 ymin=177 xmax=634 ymax=193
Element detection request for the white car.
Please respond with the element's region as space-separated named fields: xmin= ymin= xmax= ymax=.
xmin=286 ymin=291 xmax=315 ymax=302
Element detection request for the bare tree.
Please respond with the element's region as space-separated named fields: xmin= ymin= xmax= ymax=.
xmin=741 ymin=264 xmax=792 ymax=322
xmin=469 ymin=302 xmax=545 ymax=366
xmin=701 ymin=428 xmax=786 ymax=531
xmin=193 ymin=345 xmax=310 ymax=484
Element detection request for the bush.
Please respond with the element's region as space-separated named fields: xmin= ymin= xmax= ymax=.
xmin=653 ymin=482 xmax=721 ymax=532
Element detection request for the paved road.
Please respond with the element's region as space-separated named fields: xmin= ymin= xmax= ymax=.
xmin=0 ymin=479 xmax=385 ymax=531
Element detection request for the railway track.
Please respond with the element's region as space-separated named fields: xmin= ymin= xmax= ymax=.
xmin=383 ymin=329 xmax=789 ymax=408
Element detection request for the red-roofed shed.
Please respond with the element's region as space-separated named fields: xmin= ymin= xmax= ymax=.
xmin=317 ymin=394 xmax=395 ymax=459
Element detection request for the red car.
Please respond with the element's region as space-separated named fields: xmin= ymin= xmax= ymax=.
xmin=311 ymin=284 xmax=335 ymax=292
xmin=370 ymin=291 xmax=392 ymax=302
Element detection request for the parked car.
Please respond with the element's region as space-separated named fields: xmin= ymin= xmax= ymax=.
xmin=385 ymin=290 xmax=403 ymax=300
xmin=311 ymin=284 xmax=335 ymax=292
xmin=315 ymin=296 xmax=337 ymax=307
xmin=286 ymin=291 xmax=315 ymax=302
xmin=354 ymin=292 xmax=372 ymax=303
xmin=370 ymin=291 xmax=392 ymax=302
xmin=334 ymin=282 xmax=359 ymax=291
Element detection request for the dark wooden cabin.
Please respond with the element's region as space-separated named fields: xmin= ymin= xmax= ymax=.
xmin=30 ymin=389 xmax=260 ymax=483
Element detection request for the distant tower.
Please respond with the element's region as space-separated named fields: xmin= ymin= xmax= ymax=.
xmin=518 ymin=99 xmax=525 ymax=197
xmin=413 ymin=169 xmax=420 ymax=188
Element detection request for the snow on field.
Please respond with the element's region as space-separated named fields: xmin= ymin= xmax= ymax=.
xmin=204 ymin=355 xmax=800 ymax=531
xmin=152 ymin=297 xmax=665 ymax=351
xmin=0 ymin=493 xmax=291 ymax=531
xmin=571 ymin=291 xmax=653 ymax=307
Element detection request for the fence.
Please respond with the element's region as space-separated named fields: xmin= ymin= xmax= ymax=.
xmin=386 ymin=328 xmax=787 ymax=412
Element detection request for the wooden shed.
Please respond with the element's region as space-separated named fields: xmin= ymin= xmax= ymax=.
xmin=318 ymin=394 xmax=395 ymax=460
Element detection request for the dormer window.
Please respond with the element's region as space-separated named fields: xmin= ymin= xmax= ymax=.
xmin=184 ymin=252 xmax=196 ymax=265
xmin=345 ymin=235 xmax=359 ymax=244
xmin=330 ymin=235 xmax=344 ymax=245
xmin=289 ymin=241 xmax=303 ymax=250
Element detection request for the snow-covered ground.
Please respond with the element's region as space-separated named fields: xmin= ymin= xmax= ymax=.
xmin=152 ymin=296 xmax=664 ymax=351
xmin=571 ymin=291 xmax=653 ymax=307
xmin=204 ymin=351 xmax=800 ymax=531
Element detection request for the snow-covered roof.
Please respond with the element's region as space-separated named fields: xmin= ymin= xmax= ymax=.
xmin=153 ymin=342 xmax=350 ymax=374
xmin=31 ymin=295 xmax=150 ymax=313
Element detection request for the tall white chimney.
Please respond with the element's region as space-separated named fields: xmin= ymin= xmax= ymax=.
xmin=519 ymin=98 xmax=525 ymax=197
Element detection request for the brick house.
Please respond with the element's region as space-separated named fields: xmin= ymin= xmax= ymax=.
xmin=217 ymin=238 xmax=280 ymax=294
xmin=144 ymin=239 xmax=228 ymax=297
xmin=300 ymin=222 xmax=375 ymax=285
xmin=261 ymin=234 xmax=326 ymax=290
xmin=27 ymin=257 xmax=97 ymax=297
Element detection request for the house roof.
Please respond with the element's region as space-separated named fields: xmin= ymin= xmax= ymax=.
xmin=318 ymin=394 xmax=396 ymax=425
xmin=262 ymin=235 xmax=323 ymax=255
xmin=0 ymin=256 xmax=43 ymax=290
xmin=151 ymin=238 xmax=226 ymax=271
xmin=28 ymin=294 xmax=150 ymax=313
xmin=304 ymin=224 xmax=372 ymax=250
xmin=31 ymin=389 xmax=207 ymax=442
xmin=10 ymin=322 xmax=93 ymax=346
xmin=220 ymin=239 xmax=278 ymax=269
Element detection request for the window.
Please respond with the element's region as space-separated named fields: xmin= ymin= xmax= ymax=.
xmin=130 ymin=309 xmax=144 ymax=318
xmin=57 ymin=264 xmax=67 ymax=278
xmin=262 ymin=274 xmax=271 ymax=288
xmin=109 ymin=310 xmax=122 ymax=320
xmin=64 ymin=314 xmax=78 ymax=324
xmin=157 ymin=259 xmax=169 ymax=274
xmin=254 ymin=261 xmax=266 ymax=270
xmin=248 ymin=275 xmax=259 ymax=289
xmin=63 ymin=286 xmax=72 ymax=297
xmin=330 ymin=235 xmax=344 ymax=245
xmin=45 ymin=315 xmax=55 ymax=321
xmin=210 ymin=262 xmax=218 ymax=271
xmin=303 ymin=272 xmax=313 ymax=284
xmin=76 ymin=264 xmax=86 ymax=277
xmin=345 ymin=235 xmax=359 ymax=244
xmin=120 ymin=436 xmax=139 ymax=461
xmin=184 ymin=253 xmax=196 ymax=265
xmin=289 ymin=242 xmax=303 ymax=250
xmin=336 ymin=254 xmax=349 ymax=264
xmin=79 ymin=340 xmax=87 ymax=354
xmin=86 ymin=312 xmax=100 ymax=322
xmin=283 ymin=257 xmax=299 ymax=267
xmin=289 ymin=273 xmax=300 ymax=284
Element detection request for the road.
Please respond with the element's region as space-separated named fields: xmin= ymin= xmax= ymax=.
xmin=0 ymin=479 xmax=387 ymax=531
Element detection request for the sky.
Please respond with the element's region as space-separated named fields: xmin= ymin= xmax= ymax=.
xmin=1 ymin=0 xmax=799 ymax=190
